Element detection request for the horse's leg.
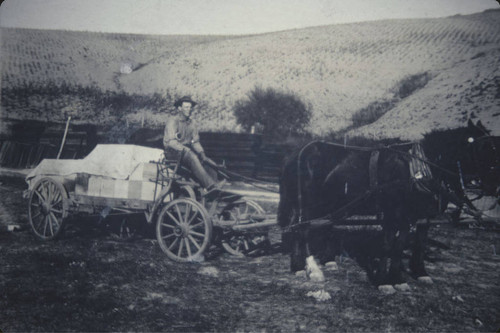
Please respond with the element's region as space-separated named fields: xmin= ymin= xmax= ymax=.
xmin=290 ymin=228 xmax=308 ymax=272
xmin=387 ymin=219 xmax=410 ymax=285
xmin=410 ymin=221 xmax=431 ymax=279
xmin=374 ymin=223 xmax=395 ymax=286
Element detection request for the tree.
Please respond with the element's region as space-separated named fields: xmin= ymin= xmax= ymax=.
xmin=233 ymin=87 xmax=311 ymax=139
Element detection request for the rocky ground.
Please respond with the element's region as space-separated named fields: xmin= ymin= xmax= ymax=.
xmin=0 ymin=176 xmax=499 ymax=332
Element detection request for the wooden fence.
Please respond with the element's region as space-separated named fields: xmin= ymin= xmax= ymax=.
xmin=0 ymin=121 xmax=294 ymax=182
xmin=0 ymin=120 xmax=94 ymax=168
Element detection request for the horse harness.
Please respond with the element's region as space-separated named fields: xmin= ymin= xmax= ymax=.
xmin=291 ymin=141 xmax=430 ymax=231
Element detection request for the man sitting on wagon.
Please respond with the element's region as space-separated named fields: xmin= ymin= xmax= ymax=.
xmin=163 ymin=96 xmax=223 ymax=194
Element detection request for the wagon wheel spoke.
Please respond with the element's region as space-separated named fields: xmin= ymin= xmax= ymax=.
xmin=49 ymin=212 xmax=61 ymax=228
xmin=177 ymin=237 xmax=185 ymax=257
xmin=34 ymin=190 xmax=44 ymax=203
xmin=39 ymin=184 xmax=46 ymax=201
xmin=185 ymin=238 xmax=192 ymax=257
xmin=189 ymin=220 xmax=205 ymax=228
xmin=33 ymin=214 xmax=44 ymax=232
xmin=175 ymin=204 xmax=185 ymax=224
xmin=189 ymin=230 xmax=206 ymax=239
xmin=48 ymin=214 xmax=56 ymax=236
xmin=47 ymin=182 xmax=53 ymax=204
xmin=184 ymin=203 xmax=192 ymax=224
xmin=42 ymin=182 xmax=49 ymax=202
xmin=188 ymin=235 xmax=202 ymax=250
xmin=167 ymin=237 xmax=180 ymax=251
xmin=31 ymin=211 xmax=42 ymax=220
xmin=186 ymin=209 xmax=200 ymax=226
xmin=166 ymin=211 xmax=182 ymax=226
xmin=162 ymin=233 xmax=176 ymax=240
xmin=161 ymin=222 xmax=176 ymax=229
xmin=51 ymin=192 xmax=62 ymax=205
xmin=42 ymin=216 xmax=50 ymax=237
xmin=50 ymin=208 xmax=63 ymax=215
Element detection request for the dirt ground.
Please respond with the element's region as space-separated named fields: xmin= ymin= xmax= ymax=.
xmin=0 ymin=176 xmax=499 ymax=332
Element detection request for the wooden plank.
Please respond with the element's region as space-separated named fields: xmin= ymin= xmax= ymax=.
xmin=71 ymin=195 xmax=149 ymax=212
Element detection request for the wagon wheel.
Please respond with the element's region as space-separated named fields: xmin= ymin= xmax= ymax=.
xmin=220 ymin=200 xmax=269 ymax=256
xmin=156 ymin=198 xmax=212 ymax=262
xmin=28 ymin=177 xmax=69 ymax=240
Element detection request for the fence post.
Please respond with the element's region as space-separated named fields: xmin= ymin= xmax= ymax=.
xmin=57 ymin=117 xmax=71 ymax=159
xmin=251 ymin=133 xmax=263 ymax=179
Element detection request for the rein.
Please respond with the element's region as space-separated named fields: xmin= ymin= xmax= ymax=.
xmin=286 ymin=179 xmax=405 ymax=231
xmin=208 ymin=163 xmax=280 ymax=193
xmin=293 ymin=138 xmax=485 ymax=225
xmin=295 ymin=140 xmax=415 ymax=224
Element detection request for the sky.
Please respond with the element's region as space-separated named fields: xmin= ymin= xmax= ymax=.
xmin=0 ymin=0 xmax=498 ymax=35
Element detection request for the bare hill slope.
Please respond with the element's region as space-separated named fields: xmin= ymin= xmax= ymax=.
xmin=1 ymin=9 xmax=499 ymax=138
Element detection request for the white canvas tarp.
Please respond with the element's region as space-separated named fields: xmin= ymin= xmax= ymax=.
xmin=26 ymin=144 xmax=165 ymax=182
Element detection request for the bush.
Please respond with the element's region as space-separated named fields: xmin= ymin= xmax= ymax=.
xmin=351 ymin=99 xmax=396 ymax=127
xmin=350 ymin=72 xmax=432 ymax=128
xmin=396 ymin=72 xmax=432 ymax=99
xmin=233 ymin=87 xmax=311 ymax=139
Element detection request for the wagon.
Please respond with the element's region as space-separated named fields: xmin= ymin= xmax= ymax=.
xmin=25 ymin=144 xmax=277 ymax=261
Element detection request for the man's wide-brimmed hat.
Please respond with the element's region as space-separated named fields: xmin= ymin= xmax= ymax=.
xmin=174 ymin=96 xmax=197 ymax=108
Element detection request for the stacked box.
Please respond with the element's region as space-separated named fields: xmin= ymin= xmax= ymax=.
xmin=75 ymin=162 xmax=162 ymax=201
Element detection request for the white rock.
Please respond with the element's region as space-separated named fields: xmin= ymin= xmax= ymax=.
xmin=417 ymin=276 xmax=434 ymax=284
xmin=306 ymin=256 xmax=325 ymax=282
xmin=7 ymin=224 xmax=21 ymax=232
xmin=394 ymin=283 xmax=411 ymax=292
xmin=198 ymin=266 xmax=219 ymax=277
xmin=120 ymin=63 xmax=133 ymax=74
xmin=325 ymin=261 xmax=339 ymax=271
xmin=188 ymin=254 xmax=205 ymax=263
xmin=306 ymin=290 xmax=332 ymax=302
xmin=146 ymin=292 xmax=163 ymax=299
xmin=378 ymin=285 xmax=397 ymax=295
xmin=295 ymin=270 xmax=307 ymax=278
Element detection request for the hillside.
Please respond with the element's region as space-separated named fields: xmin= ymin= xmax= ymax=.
xmin=1 ymin=9 xmax=499 ymax=139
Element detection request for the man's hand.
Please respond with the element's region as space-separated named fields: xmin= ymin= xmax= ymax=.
xmin=199 ymin=151 xmax=207 ymax=162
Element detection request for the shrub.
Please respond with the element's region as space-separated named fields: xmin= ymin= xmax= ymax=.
xmin=233 ymin=86 xmax=311 ymax=139
xmin=396 ymin=72 xmax=432 ymax=99
xmin=351 ymin=72 xmax=432 ymax=128
xmin=351 ymin=99 xmax=396 ymax=127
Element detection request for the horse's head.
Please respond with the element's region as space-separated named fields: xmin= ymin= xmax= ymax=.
xmin=422 ymin=119 xmax=498 ymax=198
xmin=465 ymin=119 xmax=490 ymax=145
xmin=469 ymin=127 xmax=500 ymax=196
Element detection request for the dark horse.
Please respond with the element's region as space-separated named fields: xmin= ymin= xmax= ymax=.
xmin=278 ymin=120 xmax=498 ymax=287
xmin=277 ymin=137 xmax=436 ymax=286
xmin=421 ymin=120 xmax=499 ymax=221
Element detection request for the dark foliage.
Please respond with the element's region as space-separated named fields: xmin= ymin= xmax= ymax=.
xmin=351 ymin=99 xmax=397 ymax=127
xmin=1 ymin=82 xmax=172 ymax=123
xmin=397 ymin=72 xmax=432 ymax=99
xmin=351 ymin=72 xmax=432 ymax=127
xmin=233 ymin=87 xmax=312 ymax=139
